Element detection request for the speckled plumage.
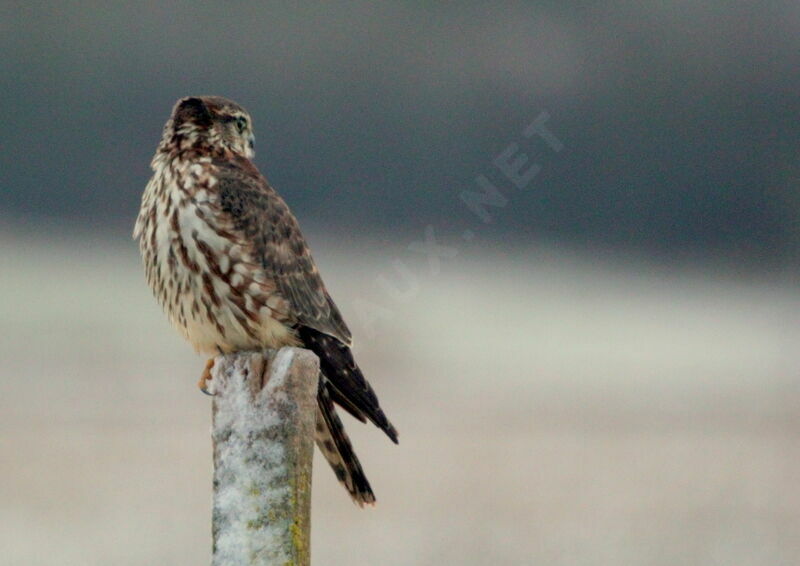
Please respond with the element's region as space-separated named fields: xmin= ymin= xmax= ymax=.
xmin=134 ymin=96 xmax=396 ymax=505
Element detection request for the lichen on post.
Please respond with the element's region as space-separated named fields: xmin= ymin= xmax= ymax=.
xmin=209 ymin=347 xmax=319 ymax=566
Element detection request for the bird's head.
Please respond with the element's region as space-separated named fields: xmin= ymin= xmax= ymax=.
xmin=164 ymin=96 xmax=255 ymax=159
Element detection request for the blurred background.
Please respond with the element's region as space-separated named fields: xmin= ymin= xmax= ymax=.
xmin=1 ymin=2 xmax=798 ymax=565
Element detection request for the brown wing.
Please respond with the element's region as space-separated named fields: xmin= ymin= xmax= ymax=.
xmin=214 ymin=157 xmax=352 ymax=345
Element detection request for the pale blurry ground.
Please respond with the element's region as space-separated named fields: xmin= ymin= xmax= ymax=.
xmin=1 ymin=233 xmax=798 ymax=565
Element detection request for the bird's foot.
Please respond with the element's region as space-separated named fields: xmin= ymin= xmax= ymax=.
xmin=198 ymin=358 xmax=215 ymax=395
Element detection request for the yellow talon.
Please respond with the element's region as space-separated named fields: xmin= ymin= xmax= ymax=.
xmin=198 ymin=358 xmax=215 ymax=395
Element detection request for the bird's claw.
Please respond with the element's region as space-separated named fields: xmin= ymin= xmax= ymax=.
xmin=198 ymin=358 xmax=215 ymax=395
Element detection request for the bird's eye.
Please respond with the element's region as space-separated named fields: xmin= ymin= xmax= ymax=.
xmin=235 ymin=116 xmax=247 ymax=133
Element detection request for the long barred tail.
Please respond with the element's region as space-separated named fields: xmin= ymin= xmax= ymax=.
xmin=299 ymin=326 xmax=398 ymax=443
xmin=316 ymin=381 xmax=375 ymax=506
xmin=299 ymin=325 xmax=398 ymax=505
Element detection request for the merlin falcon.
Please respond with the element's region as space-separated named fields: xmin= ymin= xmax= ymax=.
xmin=134 ymin=96 xmax=397 ymax=505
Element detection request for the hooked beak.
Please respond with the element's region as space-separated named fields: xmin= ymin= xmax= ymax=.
xmin=246 ymin=133 xmax=255 ymax=157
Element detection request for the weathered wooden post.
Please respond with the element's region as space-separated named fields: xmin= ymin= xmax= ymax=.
xmin=208 ymin=347 xmax=319 ymax=566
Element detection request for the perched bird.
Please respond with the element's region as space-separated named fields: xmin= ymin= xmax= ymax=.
xmin=134 ymin=96 xmax=397 ymax=505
